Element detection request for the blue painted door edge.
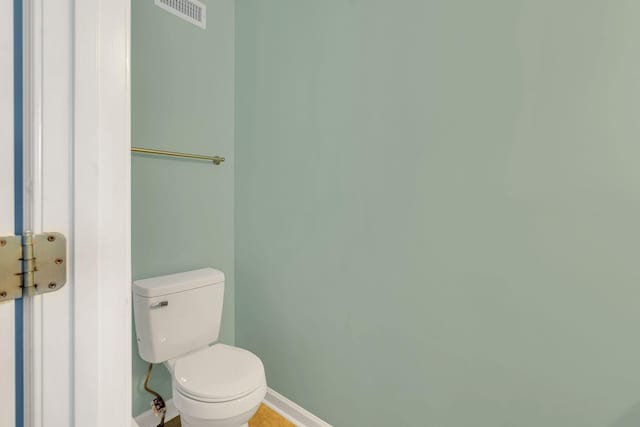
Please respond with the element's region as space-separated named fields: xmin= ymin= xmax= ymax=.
xmin=14 ymin=0 xmax=24 ymax=426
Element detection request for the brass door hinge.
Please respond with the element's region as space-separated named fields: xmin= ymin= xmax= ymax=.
xmin=0 ymin=231 xmax=67 ymax=302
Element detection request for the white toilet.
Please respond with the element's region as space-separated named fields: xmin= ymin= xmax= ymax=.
xmin=133 ymin=268 xmax=266 ymax=427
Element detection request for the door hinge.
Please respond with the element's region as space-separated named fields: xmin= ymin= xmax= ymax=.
xmin=0 ymin=231 xmax=67 ymax=302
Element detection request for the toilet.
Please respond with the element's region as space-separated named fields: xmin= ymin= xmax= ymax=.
xmin=133 ymin=268 xmax=266 ymax=427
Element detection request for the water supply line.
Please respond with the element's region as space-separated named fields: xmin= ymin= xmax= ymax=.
xmin=144 ymin=363 xmax=167 ymax=427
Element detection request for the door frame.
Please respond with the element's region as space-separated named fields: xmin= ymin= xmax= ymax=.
xmin=23 ymin=0 xmax=131 ymax=426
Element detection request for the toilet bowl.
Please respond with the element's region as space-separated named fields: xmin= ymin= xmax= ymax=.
xmin=133 ymin=269 xmax=266 ymax=427
xmin=175 ymin=384 xmax=266 ymax=427
xmin=167 ymin=344 xmax=266 ymax=427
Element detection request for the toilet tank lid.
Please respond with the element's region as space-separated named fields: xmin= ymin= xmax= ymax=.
xmin=133 ymin=268 xmax=224 ymax=298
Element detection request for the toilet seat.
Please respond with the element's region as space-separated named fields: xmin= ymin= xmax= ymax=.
xmin=173 ymin=344 xmax=265 ymax=403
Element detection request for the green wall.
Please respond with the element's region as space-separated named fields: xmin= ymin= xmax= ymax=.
xmin=131 ymin=0 xmax=235 ymax=417
xmin=235 ymin=1 xmax=640 ymax=426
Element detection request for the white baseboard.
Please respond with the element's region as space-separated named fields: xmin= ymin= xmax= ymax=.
xmin=264 ymin=388 xmax=332 ymax=427
xmin=131 ymin=388 xmax=331 ymax=427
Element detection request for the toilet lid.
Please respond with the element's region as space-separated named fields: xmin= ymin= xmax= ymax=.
xmin=173 ymin=344 xmax=265 ymax=402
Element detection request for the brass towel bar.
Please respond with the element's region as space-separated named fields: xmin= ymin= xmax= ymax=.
xmin=131 ymin=146 xmax=225 ymax=165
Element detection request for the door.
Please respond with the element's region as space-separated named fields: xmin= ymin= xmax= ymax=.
xmin=0 ymin=0 xmax=17 ymax=425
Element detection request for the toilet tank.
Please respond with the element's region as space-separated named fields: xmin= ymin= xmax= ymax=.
xmin=133 ymin=268 xmax=225 ymax=363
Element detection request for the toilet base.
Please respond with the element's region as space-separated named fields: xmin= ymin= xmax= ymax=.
xmin=179 ymin=404 xmax=259 ymax=427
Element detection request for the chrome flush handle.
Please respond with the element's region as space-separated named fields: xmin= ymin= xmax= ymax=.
xmin=150 ymin=301 xmax=169 ymax=309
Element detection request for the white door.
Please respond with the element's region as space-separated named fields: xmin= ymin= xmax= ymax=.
xmin=0 ymin=0 xmax=16 ymax=424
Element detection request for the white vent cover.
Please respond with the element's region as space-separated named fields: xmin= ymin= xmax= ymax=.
xmin=155 ymin=0 xmax=206 ymax=29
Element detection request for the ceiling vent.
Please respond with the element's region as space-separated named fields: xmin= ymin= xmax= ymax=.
xmin=155 ymin=0 xmax=206 ymax=29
